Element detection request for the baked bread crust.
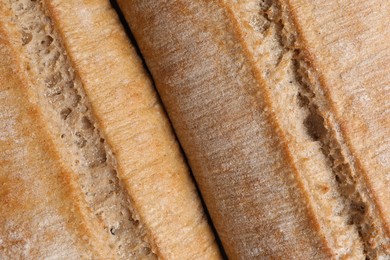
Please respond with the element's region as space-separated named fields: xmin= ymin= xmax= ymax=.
xmin=0 ymin=0 xmax=220 ymax=258
xmin=0 ymin=26 xmax=112 ymax=259
xmin=286 ymin=0 xmax=390 ymax=234
xmin=44 ymin=0 xmax=220 ymax=258
xmin=118 ymin=0 xmax=389 ymax=258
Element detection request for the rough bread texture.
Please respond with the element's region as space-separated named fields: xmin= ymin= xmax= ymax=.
xmin=44 ymin=0 xmax=220 ymax=258
xmin=5 ymin=1 xmax=154 ymax=258
xmin=0 ymin=24 xmax=112 ymax=259
xmin=118 ymin=0 xmax=389 ymax=259
xmin=285 ymin=0 xmax=390 ymax=249
xmin=224 ymin=0 xmax=389 ymax=257
xmin=0 ymin=0 xmax=220 ymax=259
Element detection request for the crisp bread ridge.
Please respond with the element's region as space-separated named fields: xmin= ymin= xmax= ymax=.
xmin=223 ymin=0 xmax=362 ymax=258
xmin=273 ymin=1 xmax=389 ymax=257
xmin=7 ymin=0 xmax=155 ymax=258
xmin=241 ymin=0 xmax=388 ymax=257
xmin=114 ymin=0 xmax=389 ymax=258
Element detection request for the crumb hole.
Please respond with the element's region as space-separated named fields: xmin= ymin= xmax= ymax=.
xmin=97 ymin=148 xmax=107 ymax=163
xmin=60 ymin=107 xmax=72 ymax=120
xmin=41 ymin=35 xmax=53 ymax=47
xmin=75 ymin=132 xmax=86 ymax=148
xmin=21 ymin=31 xmax=32 ymax=45
xmin=81 ymin=116 xmax=93 ymax=130
xmin=304 ymin=113 xmax=326 ymax=141
xmin=70 ymin=94 xmax=81 ymax=107
xmin=45 ymin=72 xmax=62 ymax=88
xmin=110 ymin=227 xmax=116 ymax=235
xmin=351 ymin=202 xmax=366 ymax=214
xmin=297 ymin=93 xmax=309 ymax=107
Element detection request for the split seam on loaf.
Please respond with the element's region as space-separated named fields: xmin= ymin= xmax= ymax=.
xmin=229 ymin=0 xmax=388 ymax=257
xmin=7 ymin=0 xmax=155 ymax=258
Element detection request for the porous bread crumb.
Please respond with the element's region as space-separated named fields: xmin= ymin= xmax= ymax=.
xmin=225 ymin=0 xmax=389 ymax=258
xmin=8 ymin=0 xmax=156 ymax=258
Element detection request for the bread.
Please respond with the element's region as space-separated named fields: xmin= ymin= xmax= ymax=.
xmin=118 ymin=0 xmax=390 ymax=258
xmin=0 ymin=0 xmax=220 ymax=259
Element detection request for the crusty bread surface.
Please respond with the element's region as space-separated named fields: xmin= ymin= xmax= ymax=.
xmin=0 ymin=0 xmax=220 ymax=259
xmin=118 ymin=0 xmax=390 ymax=259
xmin=0 ymin=26 xmax=113 ymax=259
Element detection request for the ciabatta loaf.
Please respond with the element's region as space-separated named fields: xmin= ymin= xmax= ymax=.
xmin=118 ymin=0 xmax=390 ymax=258
xmin=0 ymin=0 xmax=220 ymax=259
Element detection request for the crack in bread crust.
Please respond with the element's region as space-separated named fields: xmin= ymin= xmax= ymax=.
xmin=253 ymin=0 xmax=389 ymax=258
xmin=6 ymin=0 xmax=156 ymax=258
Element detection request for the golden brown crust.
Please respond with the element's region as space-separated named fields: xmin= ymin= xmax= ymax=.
xmin=43 ymin=0 xmax=220 ymax=258
xmin=0 ymin=0 xmax=220 ymax=258
xmin=119 ymin=0 xmax=389 ymax=258
xmin=1 ymin=1 xmax=155 ymax=258
xmin=222 ymin=0 xmax=388 ymax=257
xmin=219 ymin=1 xmax=340 ymax=254
xmin=285 ymin=0 xmax=390 ymax=232
xmin=284 ymin=0 xmax=390 ymax=255
xmin=118 ymin=0 xmax=337 ymax=258
xmin=0 ymin=27 xmax=112 ymax=259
